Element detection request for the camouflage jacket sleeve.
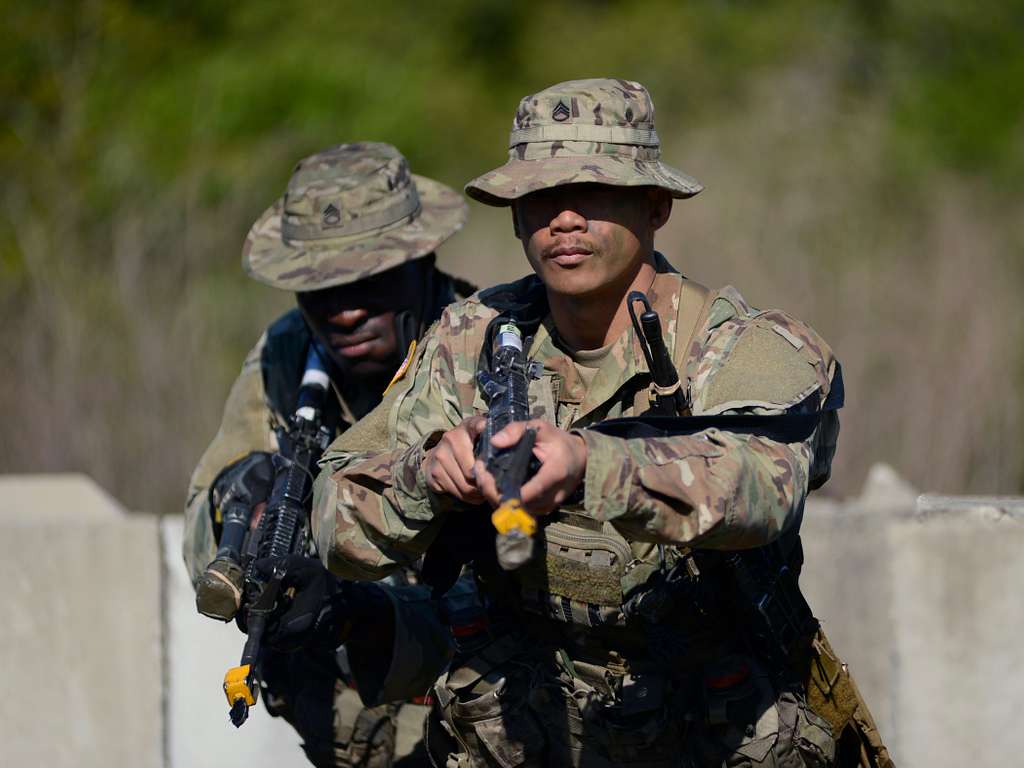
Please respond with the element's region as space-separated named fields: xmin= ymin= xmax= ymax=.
xmin=182 ymin=337 xmax=277 ymax=586
xmin=575 ymin=288 xmax=839 ymax=550
xmin=313 ymin=307 xmax=479 ymax=580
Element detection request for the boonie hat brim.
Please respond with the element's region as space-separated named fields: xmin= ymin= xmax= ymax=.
xmin=244 ymin=174 xmax=467 ymax=291
xmin=465 ymin=155 xmax=702 ymax=207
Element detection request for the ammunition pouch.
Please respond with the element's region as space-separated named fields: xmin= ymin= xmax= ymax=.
xmin=514 ymin=519 xmax=659 ymax=628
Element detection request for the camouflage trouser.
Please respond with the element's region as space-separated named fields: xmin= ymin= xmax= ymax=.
xmin=426 ymin=634 xmax=836 ymax=767
xmin=260 ymin=647 xmax=401 ymax=768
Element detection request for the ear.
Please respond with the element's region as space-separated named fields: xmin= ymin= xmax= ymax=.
xmin=648 ymin=188 xmax=673 ymax=231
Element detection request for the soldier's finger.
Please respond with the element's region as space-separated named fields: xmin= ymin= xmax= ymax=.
xmin=424 ymin=460 xmax=445 ymax=494
xmin=435 ymin=447 xmax=485 ymax=503
xmin=463 ymin=415 xmax=487 ymax=439
xmin=425 ymin=445 xmax=455 ymax=492
xmin=519 ymin=460 xmax=566 ymax=512
xmin=473 ymin=459 xmax=501 ymax=506
xmin=449 ymin=464 xmax=484 ymax=503
xmin=448 ymin=424 xmax=480 ymax=481
xmin=489 ymin=420 xmax=530 ymax=449
xmin=518 ymin=483 xmax=550 ymax=512
xmin=520 ymin=480 xmax=560 ymax=516
xmin=428 ymin=461 xmax=460 ymax=498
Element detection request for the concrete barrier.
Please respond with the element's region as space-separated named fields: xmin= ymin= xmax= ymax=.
xmin=0 ymin=474 xmax=162 ymax=768
xmin=801 ymin=465 xmax=1024 ymax=766
xmin=2 ymin=469 xmax=1022 ymax=768
xmin=162 ymin=516 xmax=310 ymax=767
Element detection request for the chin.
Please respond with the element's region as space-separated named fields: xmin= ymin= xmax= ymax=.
xmin=323 ymin=350 xmax=388 ymax=378
xmin=346 ymin=359 xmax=394 ymax=378
xmin=539 ymin=269 xmax=603 ymax=296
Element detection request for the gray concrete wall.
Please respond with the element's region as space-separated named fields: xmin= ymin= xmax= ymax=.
xmin=1 ymin=470 xmax=1022 ymax=767
xmin=801 ymin=465 xmax=1024 ymax=766
xmin=0 ymin=474 xmax=163 ymax=768
xmin=162 ymin=515 xmax=312 ymax=768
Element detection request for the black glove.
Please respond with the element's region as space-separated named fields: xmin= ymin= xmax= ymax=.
xmin=209 ymin=451 xmax=274 ymax=539
xmin=253 ymin=555 xmax=351 ymax=653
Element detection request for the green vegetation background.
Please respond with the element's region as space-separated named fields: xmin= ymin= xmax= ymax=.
xmin=2 ymin=0 xmax=1022 ymax=514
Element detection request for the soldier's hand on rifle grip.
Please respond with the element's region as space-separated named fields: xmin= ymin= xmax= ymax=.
xmin=208 ymin=451 xmax=275 ymax=538
xmin=251 ymin=555 xmax=351 ymax=653
xmin=423 ymin=415 xmax=487 ymax=504
xmin=475 ymin=419 xmax=587 ymax=516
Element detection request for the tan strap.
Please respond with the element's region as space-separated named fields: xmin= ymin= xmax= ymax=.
xmin=673 ymin=277 xmax=714 ymax=380
xmin=633 ymin=276 xmax=713 ymax=414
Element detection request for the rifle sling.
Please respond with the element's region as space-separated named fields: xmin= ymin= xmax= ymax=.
xmin=590 ymin=376 xmax=844 ymax=444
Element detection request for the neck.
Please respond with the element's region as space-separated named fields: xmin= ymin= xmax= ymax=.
xmin=335 ymin=367 xmax=390 ymax=420
xmin=547 ymin=253 xmax=657 ymax=350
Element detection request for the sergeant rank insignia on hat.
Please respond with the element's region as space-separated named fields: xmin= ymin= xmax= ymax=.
xmin=322 ymin=203 xmax=341 ymax=227
xmin=551 ymin=100 xmax=571 ymax=122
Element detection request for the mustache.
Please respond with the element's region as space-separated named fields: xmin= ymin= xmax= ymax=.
xmin=327 ymin=330 xmax=378 ymax=347
xmin=543 ymin=238 xmax=596 ymax=258
xmin=317 ymin=316 xmax=390 ymax=351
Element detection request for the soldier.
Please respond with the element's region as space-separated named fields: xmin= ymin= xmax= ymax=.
xmin=310 ymin=81 xmax=892 ymax=766
xmin=183 ymin=142 xmax=472 ymax=767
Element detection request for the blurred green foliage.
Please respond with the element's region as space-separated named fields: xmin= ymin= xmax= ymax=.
xmin=6 ymin=0 xmax=1023 ymax=248
xmin=1 ymin=0 xmax=1022 ymax=508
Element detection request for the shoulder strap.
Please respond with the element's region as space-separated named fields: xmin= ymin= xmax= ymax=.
xmin=673 ymin=278 xmax=713 ymax=367
xmin=261 ymin=309 xmax=312 ymax=420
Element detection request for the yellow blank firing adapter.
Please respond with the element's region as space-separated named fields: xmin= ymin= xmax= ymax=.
xmin=224 ymin=664 xmax=256 ymax=707
xmin=492 ymin=498 xmax=536 ymax=537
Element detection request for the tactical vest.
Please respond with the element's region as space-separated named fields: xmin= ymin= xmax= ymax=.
xmin=458 ymin=272 xmax=891 ymax=768
xmin=490 ymin=278 xmax=762 ymax=645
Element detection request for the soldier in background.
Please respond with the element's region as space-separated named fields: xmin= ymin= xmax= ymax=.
xmin=183 ymin=142 xmax=471 ymax=767
xmin=310 ymin=80 xmax=892 ymax=766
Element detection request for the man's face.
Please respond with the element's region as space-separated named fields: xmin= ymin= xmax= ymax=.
xmin=296 ymin=260 xmax=425 ymax=379
xmin=513 ymin=183 xmax=670 ymax=298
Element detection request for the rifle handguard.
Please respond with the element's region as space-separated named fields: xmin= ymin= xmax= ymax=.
xmin=221 ymin=344 xmax=332 ymax=727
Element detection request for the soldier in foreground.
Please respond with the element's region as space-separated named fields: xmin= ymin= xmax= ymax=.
xmin=311 ymin=80 xmax=892 ymax=766
xmin=183 ymin=142 xmax=470 ymax=767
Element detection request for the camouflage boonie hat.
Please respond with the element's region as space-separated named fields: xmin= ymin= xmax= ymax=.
xmin=244 ymin=142 xmax=467 ymax=291
xmin=465 ymin=78 xmax=702 ymax=207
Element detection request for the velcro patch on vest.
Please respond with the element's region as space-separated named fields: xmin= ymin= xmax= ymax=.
xmin=702 ymin=323 xmax=819 ymax=412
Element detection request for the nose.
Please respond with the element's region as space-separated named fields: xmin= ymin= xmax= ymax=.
xmin=327 ymin=308 xmax=368 ymax=328
xmin=549 ymin=207 xmax=587 ymax=234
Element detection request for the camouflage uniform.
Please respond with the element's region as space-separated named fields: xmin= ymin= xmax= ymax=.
xmin=184 ymin=143 xmax=467 ymax=768
xmin=313 ymin=83 xmax=892 ymax=767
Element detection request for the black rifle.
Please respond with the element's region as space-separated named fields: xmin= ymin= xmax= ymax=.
xmin=475 ymin=320 xmax=541 ymax=571
xmin=221 ymin=345 xmax=333 ymax=727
